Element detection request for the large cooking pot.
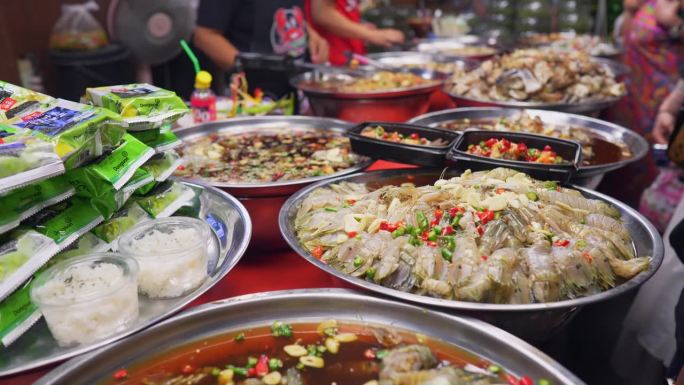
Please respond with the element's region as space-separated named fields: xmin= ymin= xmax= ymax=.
xmin=35 ymin=289 xmax=585 ymax=385
xmin=174 ymin=116 xmax=373 ymax=252
xmin=292 ymin=70 xmax=445 ymax=123
xmin=408 ymin=107 xmax=648 ymax=189
xmin=279 ymin=169 xmax=664 ymax=341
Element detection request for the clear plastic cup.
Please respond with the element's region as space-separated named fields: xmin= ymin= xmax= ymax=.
xmin=118 ymin=217 xmax=211 ymax=299
xmin=30 ymin=253 xmax=139 ymax=347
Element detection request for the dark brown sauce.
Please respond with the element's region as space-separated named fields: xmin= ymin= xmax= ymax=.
xmin=99 ymin=322 xmax=504 ymax=385
xmin=440 ymin=119 xmax=630 ymax=166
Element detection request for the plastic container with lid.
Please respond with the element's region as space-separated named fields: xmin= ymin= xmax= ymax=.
xmin=118 ymin=217 xmax=211 ymax=299
xmin=190 ymin=70 xmax=216 ymax=124
xmin=30 ymin=253 xmax=139 ymax=347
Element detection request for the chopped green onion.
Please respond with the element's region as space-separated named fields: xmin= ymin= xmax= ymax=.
xmin=324 ymin=207 xmax=338 ymax=212
xmin=538 ymin=379 xmax=550 ymax=385
xmin=268 ymin=358 xmax=283 ymax=370
xmin=543 ymin=181 xmax=557 ymax=190
xmin=353 ymin=256 xmax=364 ymax=267
xmin=211 ymin=368 xmax=221 ymax=376
xmin=365 ymin=267 xmax=376 ymax=280
xmin=447 ymin=236 xmax=456 ymax=251
xmin=391 ymin=227 xmax=406 ymax=238
xmin=487 ymin=365 xmax=501 ymax=373
xmin=376 ymin=349 xmax=390 ymax=359
xmin=428 ymin=231 xmax=437 ymax=242
xmin=247 ymin=357 xmax=257 ymax=368
xmin=235 ymin=332 xmax=245 ymax=341
xmin=526 ymin=191 xmax=539 ymax=201
xmin=451 ymin=214 xmax=462 ymax=227
xmin=271 ymin=321 xmax=293 ymax=338
xmin=433 ymin=225 xmax=442 ymax=234
xmin=417 ymin=212 xmax=428 ymax=230
xmin=229 ymin=366 xmax=248 ymax=376
xmin=441 ymin=248 xmax=452 ymax=262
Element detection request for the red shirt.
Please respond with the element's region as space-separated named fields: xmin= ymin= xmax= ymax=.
xmin=305 ymin=0 xmax=366 ymax=66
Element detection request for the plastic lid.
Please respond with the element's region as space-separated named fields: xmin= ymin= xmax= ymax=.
xmin=195 ymin=70 xmax=212 ymax=89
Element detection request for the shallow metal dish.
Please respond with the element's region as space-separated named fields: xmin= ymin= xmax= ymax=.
xmin=35 ymin=289 xmax=585 ymax=385
xmin=412 ymin=35 xmax=503 ymax=61
xmin=0 ymin=181 xmax=252 ymax=377
xmin=292 ymin=71 xmax=445 ymax=122
xmin=517 ymin=32 xmax=623 ymax=59
xmin=368 ymin=51 xmax=478 ymax=76
xmin=279 ymin=169 xmax=664 ymax=341
xmin=173 ymin=116 xmax=373 ymax=251
xmin=408 ymin=107 xmax=648 ymax=184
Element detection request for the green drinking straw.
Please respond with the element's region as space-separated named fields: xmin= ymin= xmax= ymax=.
xmin=180 ymin=39 xmax=200 ymax=74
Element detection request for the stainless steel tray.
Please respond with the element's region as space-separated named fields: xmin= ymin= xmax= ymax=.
xmin=173 ymin=116 xmax=374 ymax=198
xmin=279 ymin=169 xmax=664 ymax=340
xmin=0 ymin=181 xmax=252 ymax=377
xmin=35 ymin=289 xmax=585 ymax=385
xmin=408 ymin=107 xmax=648 ymax=179
xmin=412 ymin=36 xmax=503 ymax=60
xmin=367 ymin=51 xmax=478 ymax=75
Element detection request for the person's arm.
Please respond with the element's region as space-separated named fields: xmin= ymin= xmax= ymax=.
xmin=307 ymin=25 xmax=329 ymax=64
xmin=193 ymin=26 xmax=239 ymax=70
xmin=310 ymin=0 xmax=404 ymax=47
xmin=655 ymin=0 xmax=684 ymax=36
xmin=654 ymin=80 xmax=684 ymax=143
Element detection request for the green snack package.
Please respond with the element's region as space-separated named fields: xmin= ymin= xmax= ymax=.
xmin=84 ymin=83 xmax=189 ymax=131
xmin=88 ymin=168 xmax=154 ymax=219
xmin=0 ymin=175 xmax=75 ymax=235
xmin=130 ymin=129 xmax=181 ymax=153
xmin=8 ymin=98 xmax=126 ymax=170
xmin=0 ymin=229 xmax=58 ymax=302
xmin=0 ymin=279 xmax=41 ymax=347
xmin=0 ymin=124 xmax=65 ymax=196
xmin=92 ymin=202 xmax=151 ymax=248
xmin=67 ymin=133 xmax=154 ymax=193
xmin=50 ymin=233 xmax=109 ymax=265
xmin=130 ymin=181 xmax=195 ymax=218
xmin=28 ymin=197 xmax=103 ymax=248
xmin=134 ymin=150 xmax=181 ymax=195
xmin=0 ymin=81 xmax=54 ymax=122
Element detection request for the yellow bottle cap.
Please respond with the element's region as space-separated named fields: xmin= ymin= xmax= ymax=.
xmin=195 ymin=70 xmax=212 ymax=89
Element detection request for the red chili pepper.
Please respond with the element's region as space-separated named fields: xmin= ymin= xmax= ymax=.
xmin=364 ymin=348 xmax=376 ymax=359
xmin=485 ymin=138 xmax=498 ymax=147
xmin=347 ymin=232 xmax=357 ymax=238
xmin=426 ymin=241 xmax=438 ymax=247
xmin=477 ymin=210 xmax=495 ymax=225
xmin=554 ymin=239 xmax=570 ymax=247
xmin=113 ymin=369 xmax=128 ymax=380
xmin=583 ymin=252 xmax=593 ymax=264
xmin=481 ymin=255 xmax=489 ymax=261
xmin=496 ymin=188 xmax=505 ymax=194
xmin=176 ymin=165 xmax=185 ymax=171
xmin=434 ymin=209 xmax=443 ymax=221
xmin=518 ymin=376 xmax=534 ymax=385
xmin=379 ymin=221 xmax=389 ymax=231
xmin=255 ymin=355 xmax=269 ymax=377
xmin=517 ymin=143 xmax=527 ymax=153
xmin=312 ymin=245 xmax=325 ymax=259
xmin=386 ymin=223 xmax=398 ymax=232
xmin=501 ymin=139 xmax=511 ymax=151
xmin=410 ymin=133 xmax=419 ymax=140
xmin=346 ymin=199 xmax=356 ymax=205
xmin=421 ymin=230 xmax=429 ymax=241
xmin=247 ymin=367 xmax=257 ymax=376
xmin=543 ymin=145 xmax=552 ymax=152
xmin=429 ymin=219 xmax=439 ymax=227
xmin=505 ymin=374 xmax=519 ymax=385
xmin=483 ymin=151 xmax=492 ymax=157
xmin=556 ymin=185 xmax=561 ymax=192
xmin=441 ymin=225 xmax=454 ymax=235
xmin=449 ymin=207 xmax=464 ymax=217
xmin=477 ymin=225 xmax=484 ymax=236
xmin=181 ymin=364 xmax=195 ymax=374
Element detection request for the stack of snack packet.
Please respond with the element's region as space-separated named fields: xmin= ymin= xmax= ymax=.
xmin=0 ymin=83 xmax=192 ymax=347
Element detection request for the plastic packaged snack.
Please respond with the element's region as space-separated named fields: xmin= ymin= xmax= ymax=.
xmin=130 ymin=181 xmax=196 ymax=219
xmin=135 ymin=151 xmax=182 ymax=195
xmin=87 ymin=168 xmax=154 ymax=220
xmin=8 ymin=98 xmax=125 ymax=170
xmin=129 ymin=127 xmax=181 ymax=153
xmin=0 ymin=175 xmax=75 ymax=235
xmin=0 ymin=125 xmax=65 ymax=196
xmin=51 ymin=232 xmax=109 ymax=263
xmin=0 ymin=279 xmax=40 ymax=347
xmin=0 ymin=81 xmax=54 ymax=121
xmin=84 ymin=83 xmax=188 ymax=131
xmin=92 ymin=202 xmax=151 ymax=250
xmin=49 ymin=1 xmax=108 ymax=51
xmin=66 ymin=133 xmax=154 ymax=196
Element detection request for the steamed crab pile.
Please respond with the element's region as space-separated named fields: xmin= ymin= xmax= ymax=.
xmin=449 ymin=49 xmax=626 ymax=104
xmin=294 ymin=168 xmax=650 ymax=304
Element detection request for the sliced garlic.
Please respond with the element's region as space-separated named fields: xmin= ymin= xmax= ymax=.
xmin=283 ymin=344 xmax=308 ymax=357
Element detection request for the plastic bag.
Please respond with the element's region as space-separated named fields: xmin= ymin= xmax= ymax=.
xmin=49 ymin=1 xmax=108 ymax=51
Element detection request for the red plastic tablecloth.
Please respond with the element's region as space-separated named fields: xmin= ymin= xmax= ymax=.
xmin=5 ymin=160 xmax=412 ymax=385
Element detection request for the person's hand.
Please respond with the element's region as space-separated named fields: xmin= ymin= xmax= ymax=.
xmin=655 ymin=0 xmax=684 ymax=27
xmin=365 ymin=28 xmax=405 ymax=47
xmin=654 ymin=111 xmax=676 ymax=144
xmin=308 ymin=29 xmax=330 ymax=64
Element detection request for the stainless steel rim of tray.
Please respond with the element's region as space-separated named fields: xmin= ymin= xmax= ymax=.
xmin=35 ymin=288 xmax=585 ymax=385
xmin=173 ymin=115 xmax=374 ymax=196
xmin=367 ymin=51 xmax=480 ymax=72
xmin=447 ymin=92 xmax=624 ymax=114
xmin=411 ymin=36 xmax=503 ymax=56
xmin=278 ymin=169 xmax=664 ymax=313
xmin=408 ymin=107 xmax=649 ymax=178
xmin=0 ymin=181 xmax=252 ymax=377
xmin=291 ymin=71 xmax=445 ymax=99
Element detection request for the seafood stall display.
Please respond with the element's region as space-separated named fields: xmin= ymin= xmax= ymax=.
xmin=173 ymin=116 xmax=372 ymax=251
xmin=280 ymin=169 xmax=663 ymax=339
xmin=292 ymin=71 xmax=444 ymax=122
xmin=518 ymin=33 xmax=621 ymax=58
xmin=448 ymin=49 xmax=626 ymax=114
xmin=34 ymin=290 xmax=584 ymax=385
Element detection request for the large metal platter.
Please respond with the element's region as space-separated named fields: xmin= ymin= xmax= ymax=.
xmin=408 ymin=107 xmax=648 ymax=178
xmin=367 ymin=51 xmax=479 ymax=75
xmin=279 ymin=169 xmax=664 ymax=339
xmin=173 ymin=116 xmax=374 ymax=198
xmin=0 ymin=181 xmax=252 ymax=377
xmin=411 ymin=35 xmax=503 ymax=60
xmin=35 ymin=289 xmax=585 ymax=385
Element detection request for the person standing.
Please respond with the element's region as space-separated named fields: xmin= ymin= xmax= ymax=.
xmin=305 ymin=0 xmax=405 ymax=66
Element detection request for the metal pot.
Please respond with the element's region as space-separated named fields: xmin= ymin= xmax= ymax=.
xmin=174 ymin=116 xmax=373 ymax=252
xmin=407 ymin=107 xmax=649 ymax=189
xmin=292 ymin=71 xmax=445 ymax=123
xmin=35 ymin=289 xmax=585 ymax=385
xmin=278 ymin=169 xmax=664 ymax=341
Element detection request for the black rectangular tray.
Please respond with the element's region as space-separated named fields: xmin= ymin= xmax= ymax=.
xmin=347 ymin=122 xmax=460 ymax=167
xmin=446 ymin=130 xmax=581 ymax=183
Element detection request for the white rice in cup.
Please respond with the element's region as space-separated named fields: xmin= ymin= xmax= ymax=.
xmin=118 ymin=217 xmax=211 ymax=299
xmin=30 ymin=253 xmax=139 ymax=347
